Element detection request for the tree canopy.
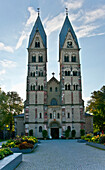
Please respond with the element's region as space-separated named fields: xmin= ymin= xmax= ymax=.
xmin=0 ymin=88 xmax=23 ymax=131
xmin=86 ymin=86 xmax=105 ymax=132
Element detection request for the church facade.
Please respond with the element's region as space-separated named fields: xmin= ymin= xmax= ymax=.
xmin=24 ymin=11 xmax=85 ymax=138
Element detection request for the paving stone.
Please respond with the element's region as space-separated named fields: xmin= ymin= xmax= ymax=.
xmin=16 ymin=140 xmax=105 ymax=170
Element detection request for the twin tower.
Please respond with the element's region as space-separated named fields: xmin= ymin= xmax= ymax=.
xmin=24 ymin=11 xmax=85 ymax=138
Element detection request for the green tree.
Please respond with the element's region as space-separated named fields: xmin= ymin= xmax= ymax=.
xmin=86 ymin=86 xmax=105 ymax=132
xmin=0 ymin=89 xmax=24 ymax=133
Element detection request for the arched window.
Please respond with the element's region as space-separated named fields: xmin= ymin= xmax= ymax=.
xmin=67 ymin=113 xmax=70 ymax=118
xmin=65 ymin=71 xmax=67 ymax=76
xmin=76 ymin=85 xmax=78 ymax=90
xmin=68 ymin=84 xmax=70 ymax=90
xmin=41 ymin=85 xmax=43 ymax=91
xmin=67 ymin=126 xmax=71 ymax=131
xmin=33 ymin=85 xmax=35 ymax=91
xmin=50 ymin=113 xmax=52 ymax=119
xmin=73 ymin=85 xmax=76 ymax=90
xmin=32 ymin=56 xmax=36 ymax=62
xmin=64 ymin=56 xmax=69 ymax=62
xmin=55 ymin=87 xmax=57 ymax=92
xmin=39 ymin=113 xmax=42 ymax=119
xmin=33 ymin=72 xmax=35 ymax=77
xmin=38 ymin=85 xmax=40 ymax=91
xmin=68 ymin=71 xmax=70 ymax=76
xmin=39 ymin=56 xmax=43 ymax=62
xmin=35 ymin=42 xmax=40 ymax=48
xmin=30 ymin=72 xmax=33 ymax=77
xmin=50 ymin=87 xmax=52 ymax=92
xmin=71 ymin=55 xmax=76 ymax=62
xmin=65 ymin=84 xmax=67 ymax=90
xmin=57 ymin=113 xmax=60 ymax=119
xmin=73 ymin=71 xmax=77 ymax=76
xmin=50 ymin=99 xmax=58 ymax=105
xmin=41 ymin=71 xmax=43 ymax=76
xmin=39 ymin=126 xmax=42 ymax=132
xmin=39 ymin=72 xmax=40 ymax=76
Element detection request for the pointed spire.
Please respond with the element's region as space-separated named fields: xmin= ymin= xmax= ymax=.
xmin=28 ymin=9 xmax=47 ymax=48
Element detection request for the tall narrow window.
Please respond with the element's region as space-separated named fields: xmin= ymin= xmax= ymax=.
xmin=71 ymin=56 xmax=76 ymax=62
xmin=32 ymin=56 xmax=36 ymax=62
xmin=39 ymin=126 xmax=42 ymax=132
xmin=57 ymin=113 xmax=60 ymax=119
xmin=65 ymin=84 xmax=67 ymax=90
xmin=55 ymin=87 xmax=57 ymax=92
xmin=68 ymin=113 xmax=70 ymax=118
xmin=68 ymin=84 xmax=70 ymax=90
xmin=50 ymin=87 xmax=52 ymax=92
xmin=38 ymin=85 xmax=40 ymax=91
xmin=39 ymin=56 xmax=43 ymax=62
xmin=39 ymin=113 xmax=42 ymax=119
xmin=41 ymin=85 xmax=43 ymax=91
xmin=50 ymin=113 xmax=52 ymax=119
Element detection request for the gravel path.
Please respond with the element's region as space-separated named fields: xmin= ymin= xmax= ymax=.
xmin=16 ymin=140 xmax=105 ymax=170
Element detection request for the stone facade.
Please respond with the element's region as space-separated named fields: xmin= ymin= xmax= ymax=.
xmin=85 ymin=113 xmax=93 ymax=134
xmin=24 ymin=12 xmax=85 ymax=138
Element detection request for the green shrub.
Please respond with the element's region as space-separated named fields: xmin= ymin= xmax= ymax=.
xmin=65 ymin=129 xmax=70 ymax=138
xmin=42 ymin=130 xmax=48 ymax=139
xmin=71 ymin=130 xmax=76 ymax=138
xmin=0 ymin=148 xmax=13 ymax=160
xmin=80 ymin=129 xmax=85 ymax=136
xmin=29 ymin=129 xmax=33 ymax=136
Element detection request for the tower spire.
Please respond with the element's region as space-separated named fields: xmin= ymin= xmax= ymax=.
xmin=65 ymin=8 xmax=68 ymax=16
xmin=37 ymin=8 xmax=40 ymax=16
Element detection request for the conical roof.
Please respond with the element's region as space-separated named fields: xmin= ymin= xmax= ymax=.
xmin=28 ymin=15 xmax=47 ymax=48
xmin=59 ymin=15 xmax=79 ymax=49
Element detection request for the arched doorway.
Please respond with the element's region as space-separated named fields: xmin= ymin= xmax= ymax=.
xmin=50 ymin=121 xmax=60 ymax=139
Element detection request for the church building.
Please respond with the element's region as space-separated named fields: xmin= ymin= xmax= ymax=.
xmin=24 ymin=10 xmax=85 ymax=138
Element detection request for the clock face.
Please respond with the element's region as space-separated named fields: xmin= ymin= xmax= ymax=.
xmin=67 ymin=41 xmax=72 ymax=48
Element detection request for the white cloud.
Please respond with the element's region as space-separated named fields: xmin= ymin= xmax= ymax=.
xmin=15 ymin=7 xmax=37 ymax=50
xmin=26 ymin=7 xmax=37 ymax=26
xmin=84 ymin=6 xmax=105 ymax=24
xmin=0 ymin=69 xmax=6 ymax=76
xmin=76 ymin=24 xmax=100 ymax=38
xmin=0 ymin=42 xmax=14 ymax=53
xmin=62 ymin=0 xmax=84 ymax=10
xmin=0 ymin=60 xmax=16 ymax=68
xmin=16 ymin=31 xmax=28 ymax=49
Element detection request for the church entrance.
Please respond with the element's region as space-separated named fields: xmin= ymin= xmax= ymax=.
xmin=51 ymin=128 xmax=59 ymax=139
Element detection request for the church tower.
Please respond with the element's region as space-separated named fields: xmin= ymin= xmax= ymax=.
xmin=59 ymin=11 xmax=84 ymax=136
xmin=24 ymin=11 xmax=47 ymax=137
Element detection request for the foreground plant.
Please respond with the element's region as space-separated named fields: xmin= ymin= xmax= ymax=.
xmin=0 ymin=148 xmax=13 ymax=160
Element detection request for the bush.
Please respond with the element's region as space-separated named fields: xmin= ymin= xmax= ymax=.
xmin=65 ymin=129 xmax=70 ymax=138
xmin=19 ymin=142 xmax=34 ymax=150
xmin=71 ymin=130 xmax=76 ymax=138
xmin=0 ymin=148 xmax=13 ymax=160
xmin=80 ymin=129 xmax=85 ymax=136
xmin=42 ymin=130 xmax=48 ymax=139
xmin=29 ymin=129 xmax=33 ymax=136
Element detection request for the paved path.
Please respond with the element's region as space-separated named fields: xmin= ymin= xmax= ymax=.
xmin=16 ymin=140 xmax=105 ymax=170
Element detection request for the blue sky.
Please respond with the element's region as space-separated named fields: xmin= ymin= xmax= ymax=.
xmin=0 ymin=0 xmax=105 ymax=106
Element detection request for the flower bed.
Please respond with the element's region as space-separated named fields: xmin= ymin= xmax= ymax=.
xmin=2 ymin=136 xmax=38 ymax=153
xmin=81 ymin=133 xmax=105 ymax=149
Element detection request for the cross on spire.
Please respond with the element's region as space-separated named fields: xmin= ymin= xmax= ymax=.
xmin=65 ymin=8 xmax=68 ymax=16
xmin=52 ymin=72 xmax=55 ymax=77
xmin=37 ymin=8 xmax=40 ymax=16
